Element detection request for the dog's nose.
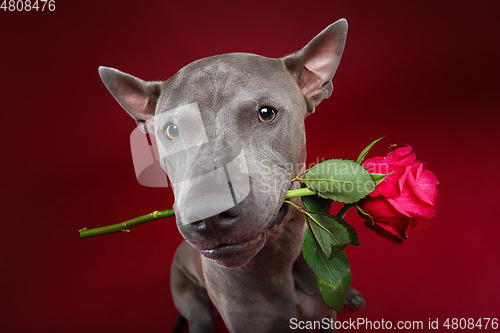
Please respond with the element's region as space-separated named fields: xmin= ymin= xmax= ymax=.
xmin=193 ymin=205 xmax=241 ymax=237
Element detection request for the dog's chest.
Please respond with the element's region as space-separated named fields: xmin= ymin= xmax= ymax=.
xmin=203 ymin=255 xmax=332 ymax=332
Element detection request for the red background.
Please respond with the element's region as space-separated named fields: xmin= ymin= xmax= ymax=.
xmin=2 ymin=0 xmax=499 ymax=332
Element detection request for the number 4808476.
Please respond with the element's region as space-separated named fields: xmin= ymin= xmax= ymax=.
xmin=1 ymin=0 xmax=56 ymax=11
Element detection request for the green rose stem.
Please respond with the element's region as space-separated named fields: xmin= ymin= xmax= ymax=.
xmin=283 ymin=187 xmax=316 ymax=199
xmin=285 ymin=199 xmax=354 ymax=219
xmin=79 ymin=209 xmax=175 ymax=239
xmin=79 ymin=188 xmax=317 ymax=239
xmin=336 ymin=204 xmax=354 ymax=219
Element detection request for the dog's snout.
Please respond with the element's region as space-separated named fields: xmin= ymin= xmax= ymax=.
xmin=162 ymin=139 xmax=242 ymax=183
xmin=192 ymin=206 xmax=241 ymax=237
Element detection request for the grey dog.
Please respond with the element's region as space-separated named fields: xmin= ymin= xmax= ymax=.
xmin=99 ymin=18 xmax=364 ymax=333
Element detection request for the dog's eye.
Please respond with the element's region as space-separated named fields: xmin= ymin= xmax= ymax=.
xmin=165 ymin=123 xmax=179 ymax=140
xmin=258 ymin=106 xmax=277 ymax=123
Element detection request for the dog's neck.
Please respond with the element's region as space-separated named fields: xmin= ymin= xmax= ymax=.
xmin=238 ymin=206 xmax=306 ymax=276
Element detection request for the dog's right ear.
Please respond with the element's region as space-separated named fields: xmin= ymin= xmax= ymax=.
xmin=282 ymin=19 xmax=348 ymax=115
xmin=98 ymin=66 xmax=161 ymax=133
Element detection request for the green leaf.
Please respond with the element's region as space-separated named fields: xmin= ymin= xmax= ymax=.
xmin=306 ymin=213 xmax=337 ymax=258
xmin=302 ymin=228 xmax=352 ymax=313
xmin=356 ymin=136 xmax=385 ymax=163
xmin=301 ymin=184 xmax=333 ymax=215
xmin=306 ymin=212 xmax=359 ymax=259
xmin=371 ymin=172 xmax=392 ymax=185
xmin=303 ymin=159 xmax=376 ymax=204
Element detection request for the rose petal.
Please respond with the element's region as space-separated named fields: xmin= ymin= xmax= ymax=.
xmin=415 ymin=163 xmax=423 ymax=179
xmin=396 ymin=181 xmax=437 ymax=228
xmin=371 ymin=169 xmax=404 ymax=197
xmin=364 ymin=220 xmax=406 ymax=244
xmin=410 ymin=215 xmax=433 ymax=232
xmin=416 ymin=168 xmax=439 ymax=203
xmin=363 ymin=156 xmax=388 ymax=172
xmin=398 ymin=166 xmax=410 ymax=194
xmin=387 ymin=144 xmax=417 ymax=166
xmin=389 ymin=144 xmax=413 ymax=158
xmin=386 ymin=197 xmax=412 ymax=217
xmin=358 ymin=196 xmax=413 ymax=236
xmin=406 ymin=165 xmax=434 ymax=205
xmin=363 ymin=157 xmax=405 ymax=197
xmin=359 ymin=196 xmax=404 ymax=223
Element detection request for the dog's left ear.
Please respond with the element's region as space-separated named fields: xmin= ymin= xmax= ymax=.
xmin=282 ymin=19 xmax=347 ymax=114
xmin=99 ymin=66 xmax=161 ymax=133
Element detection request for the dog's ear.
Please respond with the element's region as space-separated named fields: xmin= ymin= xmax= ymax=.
xmin=282 ymin=19 xmax=347 ymax=114
xmin=98 ymin=66 xmax=161 ymax=133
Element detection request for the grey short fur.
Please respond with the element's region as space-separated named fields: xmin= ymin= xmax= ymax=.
xmin=99 ymin=18 xmax=364 ymax=333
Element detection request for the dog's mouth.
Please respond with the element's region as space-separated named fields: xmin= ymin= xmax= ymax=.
xmin=199 ymin=203 xmax=289 ymax=264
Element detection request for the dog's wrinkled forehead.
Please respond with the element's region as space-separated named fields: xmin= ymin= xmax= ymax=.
xmin=156 ymin=53 xmax=303 ymax=135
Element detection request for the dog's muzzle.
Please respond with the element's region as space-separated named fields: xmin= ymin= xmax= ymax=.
xmin=162 ymin=140 xmax=250 ymax=225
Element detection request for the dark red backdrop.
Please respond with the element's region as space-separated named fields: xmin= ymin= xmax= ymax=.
xmin=2 ymin=1 xmax=499 ymax=332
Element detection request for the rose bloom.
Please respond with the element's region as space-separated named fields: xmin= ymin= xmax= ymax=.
xmin=358 ymin=144 xmax=438 ymax=244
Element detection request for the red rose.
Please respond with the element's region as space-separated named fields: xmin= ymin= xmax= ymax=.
xmin=358 ymin=144 xmax=438 ymax=244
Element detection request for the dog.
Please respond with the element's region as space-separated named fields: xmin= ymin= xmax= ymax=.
xmin=99 ymin=18 xmax=364 ymax=333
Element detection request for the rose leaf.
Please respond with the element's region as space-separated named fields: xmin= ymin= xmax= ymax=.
xmin=356 ymin=136 xmax=385 ymax=163
xmin=306 ymin=212 xmax=360 ymax=259
xmin=371 ymin=172 xmax=392 ymax=185
xmin=303 ymin=159 xmax=376 ymax=203
xmin=302 ymin=228 xmax=352 ymax=313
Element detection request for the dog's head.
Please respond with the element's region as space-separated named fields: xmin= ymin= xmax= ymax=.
xmin=99 ymin=19 xmax=347 ymax=268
